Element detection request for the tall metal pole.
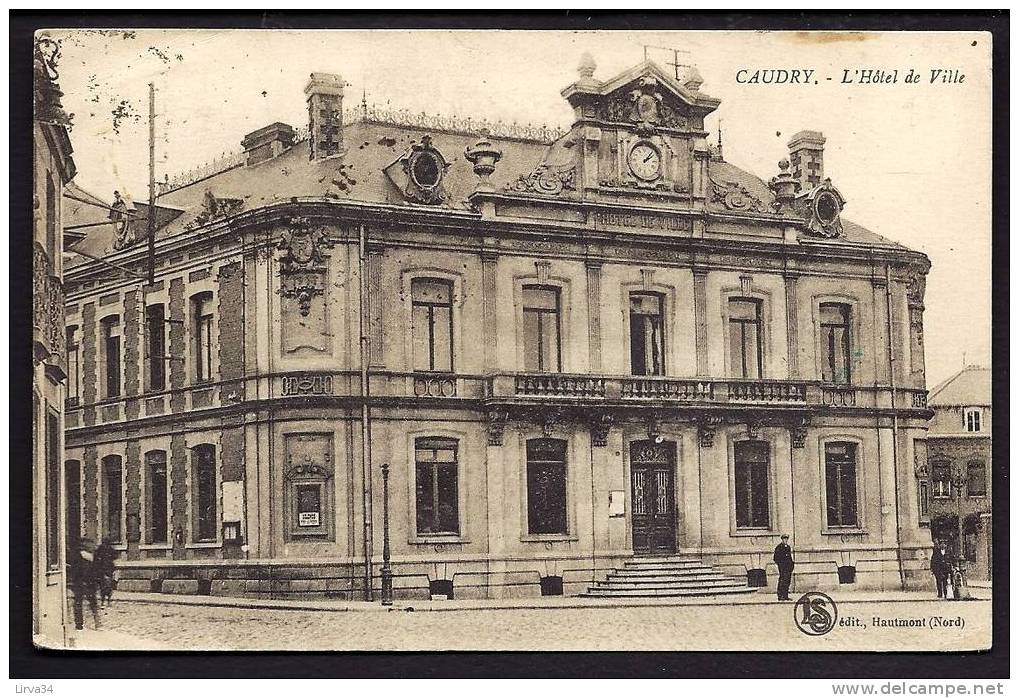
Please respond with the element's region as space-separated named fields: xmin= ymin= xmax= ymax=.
xmin=381 ymin=463 xmax=393 ymax=606
xmin=147 ymin=82 xmax=156 ymax=285
xmin=358 ymin=223 xmax=374 ymax=601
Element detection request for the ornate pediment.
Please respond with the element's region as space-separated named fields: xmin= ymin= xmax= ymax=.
xmin=601 ymin=75 xmax=697 ymax=133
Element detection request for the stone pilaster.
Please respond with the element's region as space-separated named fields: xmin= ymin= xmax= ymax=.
xmin=218 ymin=262 xmax=245 ymax=403
xmin=481 ymin=252 xmax=498 ymax=370
xmin=585 ymin=261 xmax=602 ymax=372
xmin=170 ymin=432 xmax=188 ymax=558
xmin=783 ymin=273 xmax=799 ymax=378
xmin=168 ymin=278 xmax=186 ymax=413
xmin=81 ymin=302 xmax=97 ymax=427
xmin=693 ymin=268 xmax=709 ymax=376
xmin=82 ymin=445 xmax=98 ymax=541
xmin=125 ymin=439 xmax=141 ymax=559
xmin=123 ymin=289 xmax=141 ymax=420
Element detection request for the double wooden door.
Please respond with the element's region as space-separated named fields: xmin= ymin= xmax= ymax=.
xmin=630 ymin=441 xmax=677 ymax=555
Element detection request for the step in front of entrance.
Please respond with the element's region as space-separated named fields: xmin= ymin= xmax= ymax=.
xmin=581 ymin=555 xmax=758 ymax=598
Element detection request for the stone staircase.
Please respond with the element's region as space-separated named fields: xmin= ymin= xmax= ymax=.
xmin=582 ymin=555 xmax=759 ymax=598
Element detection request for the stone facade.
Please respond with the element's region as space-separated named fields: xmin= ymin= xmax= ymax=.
xmin=64 ymin=56 xmax=933 ymax=600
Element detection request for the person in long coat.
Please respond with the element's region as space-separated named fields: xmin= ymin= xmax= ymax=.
xmin=930 ymin=540 xmax=951 ymax=599
xmin=773 ymin=534 xmax=795 ymax=601
xmin=68 ymin=537 xmax=101 ymax=630
xmin=95 ymin=537 xmax=118 ymax=607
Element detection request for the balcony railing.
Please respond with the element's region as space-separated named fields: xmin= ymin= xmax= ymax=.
xmin=621 ymin=377 xmax=714 ymax=401
xmin=514 ymin=373 xmax=606 ymax=398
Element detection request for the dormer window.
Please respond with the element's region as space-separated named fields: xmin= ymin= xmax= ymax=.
xmin=964 ymin=407 xmax=983 ymax=433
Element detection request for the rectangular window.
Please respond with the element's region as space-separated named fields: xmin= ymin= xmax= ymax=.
xmin=414 ymin=438 xmax=459 ymax=535
xmin=101 ymin=315 xmax=121 ymax=398
xmin=45 ymin=409 xmax=61 ymax=568
xmin=101 ymin=455 xmax=123 ymax=543
xmin=145 ymin=304 xmax=166 ymax=392
xmin=966 ymin=461 xmax=986 ymax=497
xmin=629 ymin=292 xmax=665 ymax=376
xmin=918 ymin=480 xmax=930 ymax=521
xmin=728 ymin=298 xmax=763 ymax=379
xmin=411 ymin=279 xmax=453 ymax=372
xmin=964 ymin=408 xmax=982 ymax=433
xmin=192 ymin=293 xmax=214 ymax=383
xmin=931 ymin=463 xmax=952 ymax=498
xmin=734 ymin=440 xmax=770 ymax=529
xmin=66 ymin=325 xmax=80 ymax=406
xmin=824 ymin=442 xmax=859 ymax=528
xmin=145 ymin=450 xmax=168 ymax=544
xmin=820 ymin=303 xmax=852 ymax=384
xmin=526 ymin=438 xmax=568 ymax=535
xmin=522 ymin=286 xmax=562 ymax=372
xmin=192 ymin=445 xmax=218 ymax=541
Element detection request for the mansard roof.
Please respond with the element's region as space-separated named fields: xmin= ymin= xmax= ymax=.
xmin=929 ymin=366 xmax=992 ymax=408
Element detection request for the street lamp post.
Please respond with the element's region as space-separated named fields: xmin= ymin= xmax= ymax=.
xmin=952 ymin=466 xmax=967 ymax=569
xmin=381 ymin=462 xmax=393 ymax=606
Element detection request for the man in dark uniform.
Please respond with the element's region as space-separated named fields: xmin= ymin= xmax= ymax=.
xmin=773 ymin=534 xmax=795 ymax=601
xmin=930 ymin=540 xmax=951 ymax=599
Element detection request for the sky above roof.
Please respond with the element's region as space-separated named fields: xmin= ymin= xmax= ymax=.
xmin=48 ymin=29 xmax=992 ymax=386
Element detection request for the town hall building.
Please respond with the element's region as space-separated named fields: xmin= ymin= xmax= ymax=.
xmin=62 ymin=54 xmax=934 ymax=600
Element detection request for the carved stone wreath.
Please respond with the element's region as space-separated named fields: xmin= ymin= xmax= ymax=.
xmin=277 ymin=216 xmax=332 ymax=317
xmin=506 ymin=163 xmax=576 ymax=196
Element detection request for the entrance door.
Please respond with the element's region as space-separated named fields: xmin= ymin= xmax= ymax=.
xmin=630 ymin=440 xmax=677 ymax=555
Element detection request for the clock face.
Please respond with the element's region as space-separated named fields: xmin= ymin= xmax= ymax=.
xmin=628 ymin=142 xmax=662 ymax=181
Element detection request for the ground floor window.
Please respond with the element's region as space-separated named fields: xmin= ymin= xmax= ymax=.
xmin=824 ymin=442 xmax=859 ymax=528
xmin=734 ymin=440 xmax=770 ymax=529
xmin=45 ymin=408 xmax=61 ymax=568
xmin=145 ymin=450 xmax=169 ymax=544
xmin=414 ymin=437 xmax=459 ymax=535
xmin=191 ymin=444 xmax=218 ymax=542
xmin=526 ymin=438 xmax=568 ymax=535
xmin=101 ymin=455 xmax=123 ymax=543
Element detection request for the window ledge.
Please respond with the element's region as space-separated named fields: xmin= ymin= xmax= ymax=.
xmin=139 ymin=543 xmax=173 ymax=551
xmin=186 ymin=541 xmax=221 ymax=549
xmin=821 ymin=528 xmax=867 ymax=536
xmin=408 ymin=535 xmax=470 ymax=545
xmin=731 ymin=528 xmax=776 ymax=537
xmin=520 ymin=534 xmax=577 ymax=543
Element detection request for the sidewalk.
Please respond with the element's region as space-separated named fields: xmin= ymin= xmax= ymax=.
xmin=110 ymin=586 xmax=991 ymax=614
xmin=65 ymin=627 xmax=173 ymax=651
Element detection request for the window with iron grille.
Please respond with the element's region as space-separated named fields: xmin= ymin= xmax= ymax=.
xmin=522 ymin=286 xmax=562 ymax=372
xmin=734 ymin=440 xmax=770 ymax=529
xmin=411 ymin=279 xmax=453 ymax=372
xmin=824 ymin=442 xmax=859 ymax=527
xmin=630 ymin=292 xmax=665 ymax=376
xmin=526 ymin=438 xmax=568 ymax=535
xmin=414 ymin=437 xmax=459 ymax=535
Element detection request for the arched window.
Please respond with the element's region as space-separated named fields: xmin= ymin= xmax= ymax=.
xmin=824 ymin=442 xmax=859 ymax=528
xmin=414 ymin=437 xmax=459 ymax=535
xmin=144 ymin=450 xmax=169 ymax=544
xmin=966 ymin=460 xmax=986 ymax=497
xmin=101 ymin=454 xmax=123 ymax=543
xmin=734 ymin=440 xmax=770 ymax=529
xmin=629 ymin=292 xmax=665 ymax=376
xmin=191 ymin=292 xmax=214 ymax=383
xmin=66 ymin=325 xmax=80 ymax=406
xmin=145 ymin=303 xmax=166 ymax=391
xmin=100 ymin=315 xmax=121 ymax=398
xmin=190 ymin=444 xmax=217 ymax=542
xmin=411 ymin=279 xmax=453 ymax=372
xmin=931 ymin=460 xmax=952 ymax=499
xmin=526 ymin=438 xmax=568 ymax=535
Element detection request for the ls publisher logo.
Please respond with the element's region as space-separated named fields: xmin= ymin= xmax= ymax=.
xmin=794 ymin=591 xmax=838 ymax=636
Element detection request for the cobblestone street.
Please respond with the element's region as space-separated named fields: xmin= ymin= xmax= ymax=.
xmin=74 ymin=592 xmax=992 ymax=652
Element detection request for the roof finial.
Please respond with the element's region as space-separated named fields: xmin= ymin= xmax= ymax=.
xmin=361 ymin=88 xmax=368 ymax=119
xmin=577 ymin=52 xmax=597 ymax=85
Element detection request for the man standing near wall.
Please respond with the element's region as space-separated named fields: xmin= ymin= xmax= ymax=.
xmin=774 ymin=534 xmax=795 ymax=601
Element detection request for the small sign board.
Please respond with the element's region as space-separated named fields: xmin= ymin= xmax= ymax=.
xmin=298 ymin=511 xmax=320 ymax=527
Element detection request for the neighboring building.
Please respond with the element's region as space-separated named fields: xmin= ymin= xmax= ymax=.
xmin=32 ymin=35 xmax=77 ymax=644
xmin=63 ymin=55 xmax=933 ymax=600
xmin=922 ymin=366 xmax=992 ymax=581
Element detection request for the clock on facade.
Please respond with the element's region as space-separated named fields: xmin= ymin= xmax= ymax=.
xmin=627 ymin=142 xmax=663 ymax=182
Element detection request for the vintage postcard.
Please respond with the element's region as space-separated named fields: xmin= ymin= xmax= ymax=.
xmin=29 ymin=27 xmax=993 ymax=654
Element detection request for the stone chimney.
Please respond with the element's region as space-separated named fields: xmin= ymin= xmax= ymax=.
xmin=305 ymin=72 xmax=344 ymax=160
xmin=241 ymin=122 xmax=296 ymax=166
xmin=787 ymin=130 xmax=825 ymax=189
